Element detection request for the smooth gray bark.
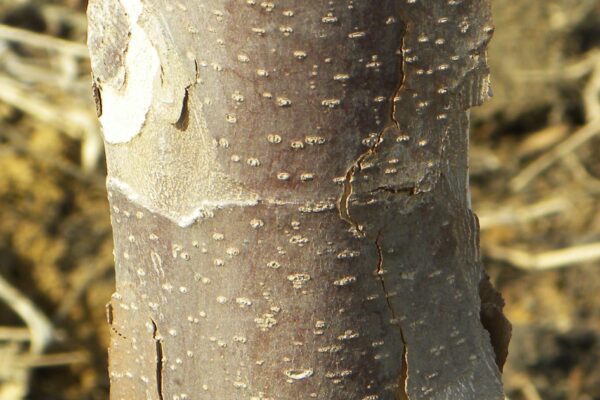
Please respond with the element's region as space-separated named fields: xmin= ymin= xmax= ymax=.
xmin=88 ymin=1 xmax=510 ymax=399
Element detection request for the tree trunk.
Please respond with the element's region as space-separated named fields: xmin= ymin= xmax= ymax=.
xmin=87 ymin=1 xmax=510 ymax=399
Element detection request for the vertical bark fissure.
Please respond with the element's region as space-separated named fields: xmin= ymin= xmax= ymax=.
xmin=150 ymin=319 xmax=164 ymax=400
xmin=338 ymin=32 xmax=407 ymax=233
xmin=174 ymin=86 xmax=190 ymax=131
xmin=375 ymin=231 xmax=410 ymax=399
xmin=399 ymin=346 xmax=409 ymax=400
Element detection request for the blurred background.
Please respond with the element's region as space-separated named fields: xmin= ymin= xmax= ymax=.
xmin=0 ymin=0 xmax=598 ymax=399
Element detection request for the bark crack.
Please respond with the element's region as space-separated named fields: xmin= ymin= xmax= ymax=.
xmin=338 ymin=34 xmax=406 ymax=234
xmin=92 ymin=81 xmax=103 ymax=117
xmin=151 ymin=319 xmax=164 ymax=400
xmin=174 ymin=86 xmax=190 ymax=130
xmin=369 ymin=185 xmax=416 ymax=196
xmin=375 ymin=232 xmax=409 ymax=400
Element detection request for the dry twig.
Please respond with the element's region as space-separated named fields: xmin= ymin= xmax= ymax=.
xmin=511 ymin=52 xmax=600 ymax=191
xmin=510 ymin=119 xmax=600 ymax=192
xmin=562 ymin=153 xmax=600 ymax=194
xmin=0 ymin=271 xmax=54 ymax=400
xmin=0 ymin=273 xmax=53 ymax=353
xmin=15 ymin=351 xmax=89 ymax=368
xmin=514 ymin=50 xmax=600 ymax=82
xmin=0 ymin=327 xmax=30 ymax=342
xmin=485 ymin=242 xmax=600 ymax=270
xmin=0 ymin=74 xmax=102 ymax=171
xmin=515 ymin=124 xmax=569 ymax=159
xmin=0 ymin=23 xmax=88 ymax=58
xmin=477 ymin=197 xmax=571 ymax=230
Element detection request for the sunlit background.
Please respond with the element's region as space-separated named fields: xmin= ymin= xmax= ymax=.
xmin=0 ymin=0 xmax=598 ymax=399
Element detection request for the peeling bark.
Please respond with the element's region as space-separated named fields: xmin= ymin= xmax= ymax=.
xmin=88 ymin=0 xmax=510 ymax=399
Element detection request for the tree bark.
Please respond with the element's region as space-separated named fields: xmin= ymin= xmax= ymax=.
xmin=88 ymin=1 xmax=510 ymax=399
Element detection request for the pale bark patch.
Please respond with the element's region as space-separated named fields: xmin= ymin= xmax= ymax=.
xmin=99 ymin=0 xmax=159 ymax=144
